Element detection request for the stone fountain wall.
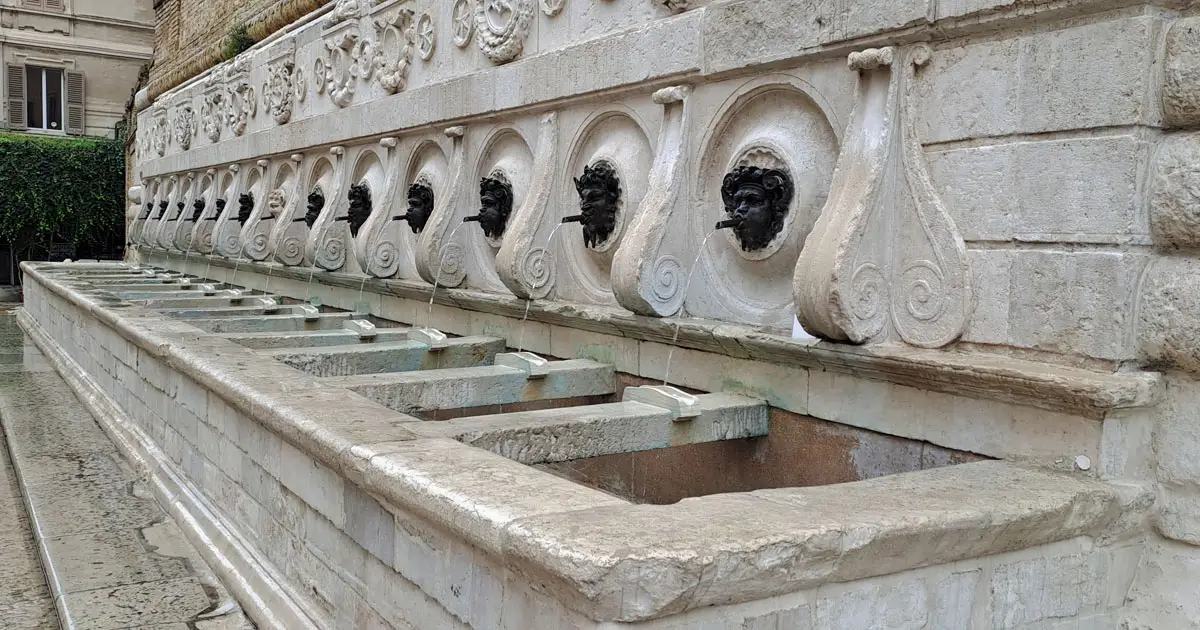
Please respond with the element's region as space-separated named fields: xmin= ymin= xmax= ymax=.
xmin=120 ymin=0 xmax=1200 ymax=626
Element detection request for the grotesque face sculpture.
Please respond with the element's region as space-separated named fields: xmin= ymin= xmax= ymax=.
xmin=215 ymin=198 xmax=227 ymax=219
xmin=175 ymin=201 xmax=185 ymax=219
xmin=573 ymin=161 xmax=621 ymax=248
xmin=720 ymin=166 xmax=793 ymax=252
xmin=144 ymin=202 xmax=153 ymax=219
xmin=304 ymin=187 xmax=325 ymax=228
xmin=190 ymin=198 xmax=206 ymax=223
xmin=265 ymin=189 xmax=286 ymax=220
xmin=236 ymin=192 xmax=255 ymax=225
xmin=157 ymin=200 xmax=169 ymax=219
xmin=347 ymin=182 xmax=372 ymax=237
xmin=477 ymin=175 xmax=513 ymax=240
xmin=405 ymin=181 xmax=435 ymax=234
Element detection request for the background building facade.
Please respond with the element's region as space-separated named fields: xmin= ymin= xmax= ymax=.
xmin=1 ymin=0 xmax=153 ymax=138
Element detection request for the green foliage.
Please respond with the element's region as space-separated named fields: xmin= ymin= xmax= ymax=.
xmin=223 ymin=24 xmax=256 ymax=60
xmin=0 ymin=132 xmax=125 ymax=261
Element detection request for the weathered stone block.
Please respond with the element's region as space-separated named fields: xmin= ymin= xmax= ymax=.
xmin=1139 ymin=258 xmax=1200 ymax=375
xmin=928 ymin=135 xmax=1149 ymax=244
xmin=1164 ymin=18 xmax=1200 ymax=129
xmin=1149 ymin=132 xmax=1200 ymax=249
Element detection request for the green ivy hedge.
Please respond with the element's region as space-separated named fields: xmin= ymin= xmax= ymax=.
xmin=0 ymin=132 xmax=125 ymax=263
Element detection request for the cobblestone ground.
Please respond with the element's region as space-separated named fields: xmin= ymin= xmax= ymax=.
xmin=0 ymin=306 xmax=256 ymax=629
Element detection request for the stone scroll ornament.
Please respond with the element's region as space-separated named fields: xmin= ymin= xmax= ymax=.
xmin=173 ymin=195 xmax=206 ymax=252
xmin=244 ymin=187 xmax=287 ymax=261
xmin=213 ymin=165 xmax=246 ymax=258
xmin=356 ymin=138 xmax=410 ymax=279
xmin=416 ymin=127 xmax=468 ymax=287
xmin=611 ymin=86 xmax=692 ymax=317
xmin=475 ymin=0 xmax=535 ymax=64
xmin=793 ymin=45 xmax=973 ymax=348
xmin=497 ymin=113 xmax=560 ymax=299
xmin=273 ymin=183 xmax=322 ymax=267
xmin=306 ymin=147 xmax=351 ymax=271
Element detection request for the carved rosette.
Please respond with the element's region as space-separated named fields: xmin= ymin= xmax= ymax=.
xmin=541 ymin=0 xmax=566 ymax=16
xmin=475 ymin=0 xmax=535 ymax=64
xmin=416 ymin=13 xmax=436 ymax=61
xmin=452 ymin=0 xmax=475 ymax=47
xmin=173 ymin=103 xmax=197 ymax=150
xmin=793 ymin=45 xmax=973 ymax=348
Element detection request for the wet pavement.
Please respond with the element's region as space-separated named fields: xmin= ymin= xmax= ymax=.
xmin=0 ymin=308 xmax=255 ymax=630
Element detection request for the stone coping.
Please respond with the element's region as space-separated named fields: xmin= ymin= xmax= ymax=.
xmin=146 ymin=251 xmax=1161 ymax=417
xmin=25 ymin=261 xmax=1138 ymax=621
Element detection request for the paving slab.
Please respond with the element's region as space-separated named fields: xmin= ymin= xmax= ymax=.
xmin=0 ymin=314 xmax=253 ymax=629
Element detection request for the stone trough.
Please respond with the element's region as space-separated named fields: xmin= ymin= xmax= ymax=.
xmin=18 ymin=261 xmax=1149 ymax=629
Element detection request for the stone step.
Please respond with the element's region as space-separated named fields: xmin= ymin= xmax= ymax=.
xmin=186 ymin=312 xmax=361 ymax=333
xmin=322 ymin=357 xmax=616 ymax=413
xmin=410 ymin=392 xmax=770 ymax=465
xmin=261 ymin=336 xmax=506 ymax=376
xmin=220 ymin=327 xmax=413 ymax=349
xmin=0 ymin=324 xmax=254 ymax=629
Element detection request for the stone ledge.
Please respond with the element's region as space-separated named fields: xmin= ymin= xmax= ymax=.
xmin=144 ymin=253 xmax=1163 ymax=418
xmin=501 ymin=460 xmax=1126 ymax=621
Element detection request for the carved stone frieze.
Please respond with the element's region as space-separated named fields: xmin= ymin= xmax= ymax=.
xmin=475 ymin=0 xmax=535 ymax=64
xmin=373 ymin=9 xmax=416 ymax=94
xmin=793 ymin=45 xmax=973 ymax=348
xmin=324 ymin=0 xmax=365 ymax=29
xmin=173 ymin=102 xmax=197 ymax=151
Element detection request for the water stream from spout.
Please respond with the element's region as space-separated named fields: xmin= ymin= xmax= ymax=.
xmin=662 ymin=227 xmax=724 ymax=386
xmin=426 ymin=222 xmax=468 ymax=329
xmin=516 ymin=222 xmax=566 ymax=353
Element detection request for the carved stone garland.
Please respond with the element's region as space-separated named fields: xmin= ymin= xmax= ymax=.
xmin=475 ymin=0 xmax=535 ymax=64
xmin=227 ymin=81 xmax=257 ymax=136
xmin=374 ymin=9 xmax=416 ymax=93
xmin=201 ymin=91 xmax=225 ymax=142
xmin=314 ymin=31 xmax=368 ymax=108
xmin=793 ymin=45 xmax=973 ymax=348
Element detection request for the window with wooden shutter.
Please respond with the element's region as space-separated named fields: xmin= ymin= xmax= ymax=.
xmin=6 ymin=64 xmax=26 ymax=131
xmin=65 ymin=70 xmax=84 ymax=136
xmin=43 ymin=0 xmax=64 ymax=10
